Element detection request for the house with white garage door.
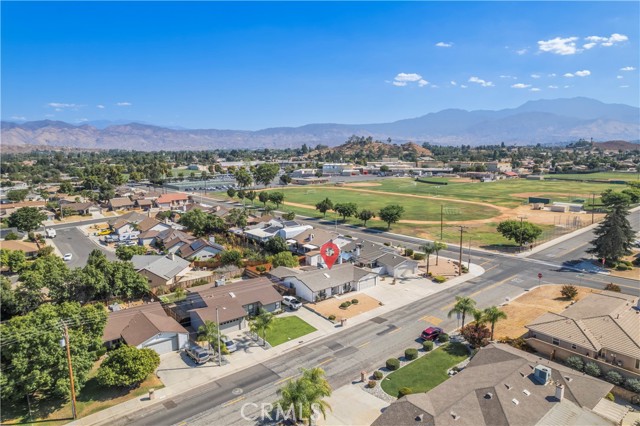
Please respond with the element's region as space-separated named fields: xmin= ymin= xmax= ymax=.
xmin=281 ymin=263 xmax=378 ymax=302
xmin=102 ymin=302 xmax=189 ymax=355
xmin=188 ymin=277 xmax=283 ymax=332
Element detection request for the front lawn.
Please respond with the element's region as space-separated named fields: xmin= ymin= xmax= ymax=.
xmin=266 ymin=316 xmax=317 ymax=347
xmin=381 ymin=343 xmax=468 ymax=397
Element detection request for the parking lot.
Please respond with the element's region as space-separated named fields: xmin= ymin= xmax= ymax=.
xmin=51 ymin=226 xmax=117 ymax=268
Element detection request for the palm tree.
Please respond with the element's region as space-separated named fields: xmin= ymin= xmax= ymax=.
xmin=422 ymin=242 xmax=436 ymax=276
xmin=447 ymin=296 xmax=477 ymax=329
xmin=257 ymin=308 xmax=274 ymax=347
xmin=470 ymin=309 xmax=486 ymax=328
xmin=249 ymin=317 xmax=262 ymax=343
xmin=275 ymin=368 xmax=332 ymax=425
xmin=433 ymin=241 xmax=447 ymax=265
xmin=301 ymin=367 xmax=332 ymax=423
xmin=483 ymin=306 xmax=508 ymax=341
xmin=198 ymin=320 xmax=226 ymax=353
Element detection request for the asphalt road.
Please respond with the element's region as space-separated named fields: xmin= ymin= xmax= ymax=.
xmin=106 ymin=217 xmax=639 ymax=426
xmin=51 ymin=227 xmax=116 ymax=269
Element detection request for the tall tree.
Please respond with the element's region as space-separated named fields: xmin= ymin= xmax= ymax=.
xmin=379 ymin=204 xmax=405 ymax=230
xmin=259 ymin=191 xmax=270 ymax=207
xmin=421 ymin=242 xmax=436 ymax=275
xmin=97 ymin=346 xmax=160 ymax=387
xmin=253 ymin=163 xmax=280 ymax=187
xmin=447 ymin=296 xmax=477 ymax=329
xmin=334 ymin=202 xmax=358 ymax=222
xmin=275 ymin=368 xmax=332 ymax=423
xmin=279 ymin=174 xmax=292 ymax=186
xmin=264 ymin=236 xmax=289 ymax=254
xmin=179 ymin=208 xmax=214 ymax=237
xmin=588 ymin=190 xmax=635 ymax=262
xmin=198 ymin=320 xmax=226 ymax=353
xmin=433 ymin=241 xmax=447 ymax=265
xmin=496 ymin=220 xmax=543 ymax=247
xmin=268 ymin=192 xmax=285 ymax=208
xmin=7 ymin=207 xmax=47 ymax=232
xmin=357 ymin=209 xmax=374 ymax=226
xmin=234 ymin=168 xmax=253 ymax=189
xmin=6 ymin=189 xmax=29 ymax=202
xmin=115 ymin=245 xmax=147 ymax=261
xmin=483 ymin=306 xmax=508 ymax=341
xmin=315 ymin=197 xmax=333 ymax=218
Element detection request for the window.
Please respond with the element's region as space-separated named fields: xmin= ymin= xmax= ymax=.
xmin=636 ymin=359 xmax=639 ymax=369
xmin=571 ymin=344 xmax=577 ymax=350
xmin=552 ymin=337 xmax=560 ymax=346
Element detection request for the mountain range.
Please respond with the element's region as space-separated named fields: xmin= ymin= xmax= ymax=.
xmin=2 ymin=97 xmax=638 ymax=151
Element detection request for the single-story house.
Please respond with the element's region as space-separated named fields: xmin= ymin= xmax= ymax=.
xmin=135 ymin=198 xmax=154 ymax=210
xmin=102 ymin=302 xmax=189 ymax=355
xmin=188 ymin=277 xmax=283 ymax=332
xmin=291 ymin=228 xmax=340 ymax=254
xmin=155 ymin=228 xmax=194 ymax=253
xmin=281 ymin=263 xmax=378 ymax=302
xmin=155 ymin=193 xmax=190 ymax=210
xmin=131 ymin=253 xmax=192 ymax=289
xmin=376 ymin=252 xmax=420 ymax=278
xmin=108 ymin=197 xmax=135 ymax=211
xmin=177 ymin=238 xmax=225 ymax=261
xmin=60 ymin=202 xmax=101 ymax=215
xmin=0 ymin=240 xmax=40 ymax=258
xmin=137 ymin=217 xmax=171 ymax=234
xmin=0 ymin=227 xmax=26 ymax=241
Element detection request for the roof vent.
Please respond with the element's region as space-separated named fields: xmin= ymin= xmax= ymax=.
xmin=416 ymin=414 xmax=424 ymax=422
xmin=523 ymin=389 xmax=531 ymax=396
xmin=450 ymin=412 xmax=459 ymax=420
xmin=484 ymin=392 xmax=493 ymax=399
xmin=323 ymin=273 xmax=330 ymax=278
xmin=505 ymin=384 xmax=512 ymax=390
xmin=512 ymin=398 xmax=520 ymax=405
xmin=229 ymin=292 xmax=236 ymax=298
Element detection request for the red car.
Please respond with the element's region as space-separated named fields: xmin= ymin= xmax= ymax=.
xmin=421 ymin=326 xmax=443 ymax=341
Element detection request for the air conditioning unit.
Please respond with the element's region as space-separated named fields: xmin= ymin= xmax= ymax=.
xmin=533 ymin=365 xmax=552 ymax=385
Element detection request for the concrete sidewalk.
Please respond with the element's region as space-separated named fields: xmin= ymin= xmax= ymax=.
xmin=67 ymin=260 xmax=484 ymax=426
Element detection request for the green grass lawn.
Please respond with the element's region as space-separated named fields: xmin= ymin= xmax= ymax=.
xmin=547 ymin=172 xmax=640 ymax=182
xmin=266 ymin=316 xmax=317 ymax=347
xmin=381 ymin=343 xmax=469 ymax=397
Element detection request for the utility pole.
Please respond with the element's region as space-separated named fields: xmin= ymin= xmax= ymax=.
xmin=440 ymin=205 xmax=444 ymax=241
xmin=61 ymin=322 xmax=78 ymax=419
xmin=216 ymin=307 xmax=222 ymax=367
xmin=517 ymin=215 xmax=527 ymax=252
xmin=456 ymin=226 xmax=467 ymax=276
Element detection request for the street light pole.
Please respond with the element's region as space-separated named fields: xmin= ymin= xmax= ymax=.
xmin=440 ymin=205 xmax=444 ymax=241
xmin=456 ymin=226 xmax=467 ymax=276
xmin=591 ymin=193 xmax=595 ymax=225
xmin=517 ymin=215 xmax=527 ymax=252
xmin=216 ymin=306 xmax=222 ymax=367
xmin=61 ymin=322 xmax=78 ymax=419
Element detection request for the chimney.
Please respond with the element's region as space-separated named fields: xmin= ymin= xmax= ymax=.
xmin=356 ymin=246 xmax=361 ymax=256
xmin=209 ymin=235 xmax=216 ymax=245
xmin=168 ymin=252 xmax=175 ymax=261
xmin=555 ymin=384 xmax=564 ymax=402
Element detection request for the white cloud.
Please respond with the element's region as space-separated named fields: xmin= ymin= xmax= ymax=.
xmin=548 ymin=73 xmax=557 ymax=77
xmin=435 ymin=42 xmax=453 ymax=48
xmin=460 ymin=84 xmax=468 ymax=89
xmin=564 ymin=85 xmax=571 ymax=88
xmin=516 ymin=48 xmax=528 ymax=55
xmin=584 ymin=33 xmax=628 ymax=48
xmin=10 ymin=115 xmax=26 ymax=121
xmin=47 ymin=102 xmax=81 ymax=109
xmin=620 ymin=66 xmax=636 ymax=71
xmin=530 ymin=88 xmax=541 ymax=92
xmin=394 ymin=73 xmax=422 ymax=82
xmin=418 ymin=79 xmax=429 ymax=87
xmin=538 ymin=36 xmax=579 ymax=55
xmin=620 ymin=85 xmax=629 ymax=88
xmin=530 ymin=74 xmax=541 ymax=79
xmin=563 ymin=73 xmax=574 ymax=78
xmin=499 ymin=75 xmax=517 ymax=79
xmin=430 ymin=84 xmax=440 ymax=88
xmin=617 ymin=75 xmax=624 ymax=79
xmin=575 ymin=70 xmax=591 ymax=77
xmin=511 ymin=83 xmax=531 ymax=89
xmin=548 ymin=85 xmax=559 ymax=89
xmin=450 ymin=80 xmax=457 ymax=86
xmin=392 ymin=81 xmax=407 ymax=87
xmin=116 ymin=102 xmax=132 ymax=106
xmin=97 ymin=104 xmax=105 ymax=109
xmin=468 ymin=76 xmax=494 ymax=87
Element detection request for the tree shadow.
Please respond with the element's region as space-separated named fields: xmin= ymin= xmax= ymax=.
xmin=1 ymin=395 xmax=69 ymax=425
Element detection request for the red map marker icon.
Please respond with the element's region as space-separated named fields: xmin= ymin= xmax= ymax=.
xmin=320 ymin=240 xmax=340 ymax=269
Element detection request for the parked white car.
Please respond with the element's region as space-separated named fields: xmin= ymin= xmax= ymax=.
xmin=62 ymin=253 xmax=73 ymax=261
xmin=282 ymin=296 xmax=302 ymax=310
xmin=223 ymin=339 xmax=237 ymax=353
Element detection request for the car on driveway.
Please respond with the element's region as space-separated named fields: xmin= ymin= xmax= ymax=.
xmin=223 ymin=339 xmax=237 ymax=353
xmin=282 ymin=295 xmax=302 ymax=310
xmin=420 ymin=326 xmax=443 ymax=341
xmin=62 ymin=253 xmax=73 ymax=261
xmin=98 ymin=229 xmax=112 ymax=236
xmin=185 ymin=343 xmax=211 ymax=364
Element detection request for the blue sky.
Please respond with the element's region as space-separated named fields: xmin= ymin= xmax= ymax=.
xmin=2 ymin=1 xmax=639 ymax=129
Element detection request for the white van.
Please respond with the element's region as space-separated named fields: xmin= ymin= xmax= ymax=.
xmin=45 ymin=228 xmax=56 ymax=238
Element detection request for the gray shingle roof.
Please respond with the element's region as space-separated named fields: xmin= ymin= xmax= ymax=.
xmin=292 ymin=263 xmax=375 ymax=292
xmin=131 ymin=254 xmax=190 ymax=280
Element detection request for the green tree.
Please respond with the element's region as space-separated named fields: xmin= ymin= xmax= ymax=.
xmin=588 ymin=190 xmax=635 ymax=262
xmin=264 ymin=236 xmax=289 ymax=254
xmin=561 ymin=284 xmax=578 ymax=300
xmin=234 ymin=168 xmax=253 ymax=189
xmin=4 ymin=232 xmax=19 ymax=240
xmin=226 ymin=208 xmax=248 ymax=229
xmin=7 ymin=207 xmax=47 ymax=232
xmin=253 ymin=163 xmax=280 ymax=187
xmin=109 ymin=261 xmax=150 ymax=300
xmin=315 ymin=197 xmax=334 ymax=218
xmin=433 ymin=241 xmax=447 ymax=265
xmin=283 ymin=211 xmax=296 ymax=221
xmin=334 ymin=202 xmax=358 ymax=222
xmin=0 ymin=276 xmax=19 ymax=320
xmin=496 ymin=220 xmax=543 ymax=246
xmin=178 ymin=208 xmax=214 ymax=237
xmin=268 ymin=192 xmax=285 ymax=208
xmin=227 ymin=187 xmax=237 ymax=198
xmin=269 ymin=251 xmax=299 ymax=268
xmin=220 ymin=249 xmax=243 ymax=266
xmin=0 ymin=302 xmax=107 ymax=403
xmin=447 ymin=296 xmax=477 ymax=329
xmin=379 ymin=165 xmax=390 ymax=173
xmin=250 ymin=308 xmax=274 ymax=346
xmin=245 ymin=190 xmax=257 ymax=205
xmin=483 ymin=306 xmax=508 ymax=340
xmin=357 ymin=209 xmax=374 ymax=226
xmin=6 ymin=249 xmax=27 ymax=273
xmin=20 ymin=254 xmax=70 ymax=305
xmin=421 ymin=242 xmax=436 ymax=275
xmin=259 ymin=191 xmax=270 ymax=207
xmin=115 ymin=244 xmax=147 ymax=261
xmin=279 ymin=174 xmax=292 ymax=185
xmin=6 ymin=189 xmax=29 ymax=203
xmin=379 ymin=204 xmax=405 ymax=230
xmin=275 ymin=367 xmax=332 ymax=423
xmin=96 ymin=346 xmax=160 ymax=387
xmin=198 ymin=320 xmax=226 ymax=353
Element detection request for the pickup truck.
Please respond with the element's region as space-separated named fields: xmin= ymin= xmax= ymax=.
xmin=185 ymin=343 xmax=211 ymax=364
xmin=45 ymin=228 xmax=56 ymax=238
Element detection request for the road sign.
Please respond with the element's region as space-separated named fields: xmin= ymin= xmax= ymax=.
xmin=538 ymin=273 xmax=543 ymax=279
xmin=320 ymin=240 xmax=340 ymax=270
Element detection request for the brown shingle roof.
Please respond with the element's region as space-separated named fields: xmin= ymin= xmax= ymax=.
xmin=109 ymin=197 xmax=134 ymax=208
xmin=120 ymin=311 xmax=188 ymax=346
xmin=137 ymin=217 xmax=161 ymax=232
xmin=102 ymin=302 xmax=166 ymax=342
xmin=156 ymin=193 xmax=189 ymax=204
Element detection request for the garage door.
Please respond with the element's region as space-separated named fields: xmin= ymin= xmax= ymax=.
xmin=219 ymin=318 xmax=242 ymax=332
xmin=145 ymin=337 xmax=178 ymax=355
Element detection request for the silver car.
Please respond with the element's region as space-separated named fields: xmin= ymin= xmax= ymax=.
xmin=185 ymin=343 xmax=210 ymax=364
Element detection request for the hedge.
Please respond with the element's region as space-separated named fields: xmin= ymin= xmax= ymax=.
xmin=405 ymin=348 xmax=418 ymax=360
xmin=386 ymin=358 xmax=400 ymax=371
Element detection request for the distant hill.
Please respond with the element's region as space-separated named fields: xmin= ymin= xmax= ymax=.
xmin=2 ymin=97 xmax=638 ymax=150
xmin=310 ymin=139 xmax=432 ymax=159
xmin=594 ymin=140 xmax=640 ymax=151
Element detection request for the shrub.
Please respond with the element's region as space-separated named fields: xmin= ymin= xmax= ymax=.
xmin=604 ymin=370 xmax=623 ymax=385
xmin=97 ymin=346 xmax=160 ymax=387
xmin=412 ymin=253 xmax=425 ymax=261
xmin=631 ymin=394 xmax=640 ymax=405
xmin=616 ymin=264 xmax=629 ymax=271
xmin=351 ymin=299 xmax=359 ymax=304
xmin=383 ymin=242 xmax=391 ymax=246
xmin=328 ymin=314 xmax=336 ymax=321
xmin=373 ymin=370 xmax=384 ymax=380
xmin=398 ymin=387 xmax=413 ymax=397
xmin=606 ymin=392 xmax=615 ymax=401
xmin=624 ymin=378 xmax=640 ymax=393
xmin=604 ymin=283 xmax=621 ymax=292
xmin=255 ymin=265 xmax=266 ymax=273
xmin=367 ymin=380 xmax=377 ymax=389
xmin=584 ymin=362 xmax=601 ymax=377
xmin=339 ymin=302 xmax=348 ymax=309
xmin=433 ymin=276 xmax=447 ymax=283
xmin=621 ymin=260 xmax=633 ymax=267
xmin=565 ymin=356 xmax=584 ymax=371
xmin=461 ymin=265 xmax=469 ymax=273
xmin=422 ymin=341 xmax=434 ymax=351
xmin=4 ymin=232 xmax=18 ymax=240
xmin=438 ymin=333 xmax=449 ymax=343
xmin=405 ymin=248 xmax=414 ymax=257
xmin=386 ymin=358 xmax=400 ymax=371
xmin=460 ymin=324 xmax=490 ymax=347
xmin=560 ymin=285 xmax=578 ymax=300
xmin=405 ymin=348 xmax=418 ymax=360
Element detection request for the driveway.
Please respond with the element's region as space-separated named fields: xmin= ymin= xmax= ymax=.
xmin=51 ymin=227 xmax=116 ymax=268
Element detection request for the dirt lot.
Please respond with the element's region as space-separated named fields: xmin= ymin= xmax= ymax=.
xmin=310 ymin=293 xmax=382 ymax=320
xmin=344 ymin=182 xmax=382 ymax=187
xmin=420 ymin=257 xmax=459 ymax=277
xmin=493 ymin=285 xmax=601 ymax=340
